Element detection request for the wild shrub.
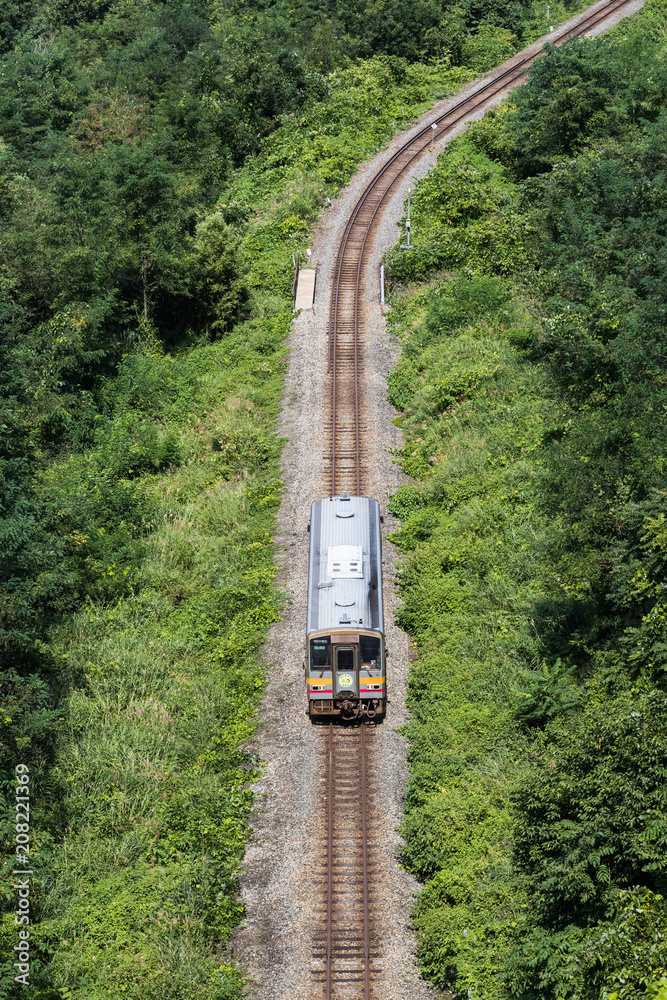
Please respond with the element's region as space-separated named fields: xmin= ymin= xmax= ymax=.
xmin=390 ymin=8 xmax=667 ymax=996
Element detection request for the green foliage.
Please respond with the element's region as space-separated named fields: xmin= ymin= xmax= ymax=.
xmin=0 ymin=3 xmax=483 ymax=992
xmin=385 ymin=141 xmax=534 ymax=282
xmin=389 ymin=6 xmax=667 ymax=997
xmin=191 ymin=216 xmax=249 ymax=336
xmin=208 ymin=0 xmax=581 ymax=68
xmin=592 ymin=890 xmax=667 ymax=1000
xmin=506 ymin=32 xmax=667 ymax=175
xmin=9 ymin=306 xmax=105 ymax=449
xmin=504 ymin=691 xmax=667 ymax=998
xmin=0 ymin=308 xmax=286 ymax=998
xmin=96 ymin=411 xmax=181 ymax=478
xmin=386 ymin=269 xmax=556 ymax=995
xmin=515 ymin=658 xmax=580 ymax=727
xmin=0 ymin=0 xmax=656 ymax=995
xmin=426 ymin=273 xmax=514 ymax=335
xmin=461 ymin=23 xmax=518 ymax=72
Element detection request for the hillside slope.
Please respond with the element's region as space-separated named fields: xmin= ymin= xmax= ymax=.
xmin=386 ymin=1 xmax=667 ymax=996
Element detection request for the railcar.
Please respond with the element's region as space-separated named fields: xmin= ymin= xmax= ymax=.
xmin=305 ymin=493 xmax=385 ymax=719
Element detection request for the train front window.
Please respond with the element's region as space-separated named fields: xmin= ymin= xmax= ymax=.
xmin=360 ymin=635 xmax=381 ymax=667
xmin=310 ymin=637 xmax=331 ymax=668
xmin=336 ymin=647 xmax=354 ymax=671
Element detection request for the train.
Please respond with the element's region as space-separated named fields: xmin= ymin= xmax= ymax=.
xmin=305 ymin=493 xmax=386 ymax=719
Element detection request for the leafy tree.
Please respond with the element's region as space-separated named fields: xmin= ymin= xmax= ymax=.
xmin=507 ymin=36 xmax=667 ymax=175
xmin=386 ymin=21 xmax=667 ymax=999
xmin=190 ymin=215 xmax=249 ymax=336
xmin=0 ymin=0 xmax=37 ymax=54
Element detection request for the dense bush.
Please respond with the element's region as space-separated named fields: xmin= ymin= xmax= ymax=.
xmin=387 ymin=4 xmax=667 ymax=997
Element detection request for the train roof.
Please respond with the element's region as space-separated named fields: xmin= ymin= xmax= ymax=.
xmin=307 ymin=495 xmax=383 ymax=636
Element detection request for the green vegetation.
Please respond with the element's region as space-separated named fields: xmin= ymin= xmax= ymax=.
xmin=386 ymin=3 xmax=667 ymax=997
xmin=0 ymin=0 xmax=653 ymax=994
xmin=21 ymin=332 xmax=285 ymax=1000
xmin=0 ymin=8 xmax=470 ymax=997
xmin=0 ymin=0 xmax=549 ymax=994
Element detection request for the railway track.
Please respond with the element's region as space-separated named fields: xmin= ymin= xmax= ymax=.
xmin=314 ymin=2 xmax=641 ymax=997
xmin=311 ymin=724 xmax=380 ymax=1000
xmin=325 ymin=0 xmax=638 ymax=498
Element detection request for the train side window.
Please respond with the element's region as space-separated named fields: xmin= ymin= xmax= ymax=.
xmin=310 ymin=637 xmax=331 ymax=668
xmin=336 ymin=647 xmax=354 ymax=671
xmin=360 ymin=635 xmax=380 ymax=666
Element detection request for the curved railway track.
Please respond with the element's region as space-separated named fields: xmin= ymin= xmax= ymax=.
xmin=315 ymin=2 xmax=641 ymax=997
xmin=325 ymin=0 xmax=637 ymax=498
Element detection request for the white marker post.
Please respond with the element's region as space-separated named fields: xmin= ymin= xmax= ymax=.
xmin=406 ymin=188 xmax=411 ymax=248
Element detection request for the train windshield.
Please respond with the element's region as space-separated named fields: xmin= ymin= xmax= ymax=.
xmin=310 ymin=637 xmax=331 ymax=668
xmin=360 ymin=635 xmax=381 ymax=667
xmin=336 ymin=647 xmax=354 ymax=671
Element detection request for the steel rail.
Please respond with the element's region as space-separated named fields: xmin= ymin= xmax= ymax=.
xmin=320 ymin=724 xmax=373 ymax=1000
xmin=361 ymin=723 xmax=370 ymax=1000
xmin=327 ymin=0 xmax=635 ymax=497
xmin=334 ymin=0 xmax=632 ymax=248
xmin=326 ymin=722 xmax=333 ymax=1000
xmin=349 ymin=0 xmax=630 ymax=195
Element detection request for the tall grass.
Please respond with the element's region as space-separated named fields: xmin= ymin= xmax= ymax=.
xmin=387 ymin=268 xmax=560 ymax=997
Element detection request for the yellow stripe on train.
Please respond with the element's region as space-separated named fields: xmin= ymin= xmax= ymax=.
xmin=306 ymin=677 xmax=385 ymax=684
